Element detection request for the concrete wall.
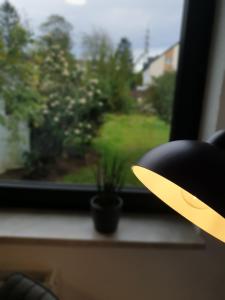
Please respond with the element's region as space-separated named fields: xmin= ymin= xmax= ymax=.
xmin=0 ymin=235 xmax=225 ymax=300
xmin=0 ymin=99 xmax=30 ymax=174
xmin=0 ymin=122 xmax=30 ymax=173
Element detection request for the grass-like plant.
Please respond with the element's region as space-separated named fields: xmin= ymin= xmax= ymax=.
xmin=95 ymin=154 xmax=127 ymax=206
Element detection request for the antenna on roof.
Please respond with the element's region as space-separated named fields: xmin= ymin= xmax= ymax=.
xmin=145 ymin=28 xmax=150 ymax=57
xmin=134 ymin=28 xmax=150 ymax=69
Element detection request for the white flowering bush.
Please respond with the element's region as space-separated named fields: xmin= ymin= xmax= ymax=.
xmin=31 ymin=44 xmax=106 ymax=162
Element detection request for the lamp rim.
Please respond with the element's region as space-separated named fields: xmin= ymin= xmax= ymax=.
xmin=132 ymin=165 xmax=225 ymax=243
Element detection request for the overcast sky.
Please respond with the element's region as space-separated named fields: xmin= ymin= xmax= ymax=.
xmin=7 ymin=0 xmax=184 ymax=64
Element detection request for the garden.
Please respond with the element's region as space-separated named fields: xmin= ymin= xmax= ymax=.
xmin=0 ymin=1 xmax=174 ymax=187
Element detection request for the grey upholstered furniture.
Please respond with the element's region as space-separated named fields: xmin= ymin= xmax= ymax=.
xmin=0 ymin=273 xmax=58 ymax=300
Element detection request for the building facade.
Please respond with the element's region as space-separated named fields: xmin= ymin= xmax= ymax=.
xmin=143 ymin=43 xmax=180 ymax=88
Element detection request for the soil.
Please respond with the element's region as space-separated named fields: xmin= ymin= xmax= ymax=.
xmin=0 ymin=150 xmax=99 ymax=182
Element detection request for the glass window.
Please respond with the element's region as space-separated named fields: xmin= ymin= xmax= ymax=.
xmin=0 ymin=0 xmax=184 ymax=188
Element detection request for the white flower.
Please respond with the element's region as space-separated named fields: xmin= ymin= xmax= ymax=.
xmin=63 ymin=69 xmax=69 ymax=77
xmin=54 ymin=116 xmax=59 ymax=122
xmin=77 ymin=64 xmax=85 ymax=72
xmin=45 ymin=56 xmax=52 ymax=63
xmin=65 ymin=131 xmax=69 ymax=136
xmin=53 ymin=44 xmax=60 ymax=50
xmin=79 ymin=98 xmax=87 ymax=105
xmin=78 ymin=122 xmax=83 ymax=127
xmin=54 ymin=64 xmax=61 ymax=70
xmin=98 ymin=102 xmax=103 ymax=107
xmin=88 ymin=91 xmax=93 ymax=97
xmin=74 ymin=129 xmax=81 ymax=135
xmin=86 ymin=124 xmax=92 ymax=129
xmin=43 ymin=109 xmax=49 ymax=115
xmin=96 ymin=89 xmax=101 ymax=95
xmin=51 ymin=101 xmax=58 ymax=107
xmin=137 ymin=97 xmax=143 ymax=104
xmin=91 ymin=78 xmax=99 ymax=84
xmin=87 ymin=135 xmax=92 ymax=140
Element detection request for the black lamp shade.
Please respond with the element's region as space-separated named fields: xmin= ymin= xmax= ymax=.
xmin=132 ymin=137 xmax=225 ymax=243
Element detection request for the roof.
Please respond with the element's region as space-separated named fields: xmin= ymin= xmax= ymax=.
xmin=143 ymin=41 xmax=180 ymax=71
xmin=160 ymin=41 xmax=180 ymax=58
xmin=143 ymin=56 xmax=158 ymax=71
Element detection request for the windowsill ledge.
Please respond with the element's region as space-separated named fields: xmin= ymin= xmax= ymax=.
xmin=0 ymin=210 xmax=205 ymax=249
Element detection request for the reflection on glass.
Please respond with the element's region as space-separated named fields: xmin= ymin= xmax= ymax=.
xmin=0 ymin=0 xmax=183 ymax=186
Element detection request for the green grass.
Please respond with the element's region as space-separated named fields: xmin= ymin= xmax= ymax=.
xmin=63 ymin=114 xmax=170 ymax=186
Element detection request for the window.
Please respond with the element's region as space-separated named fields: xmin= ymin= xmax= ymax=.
xmin=165 ymin=57 xmax=173 ymax=65
xmin=0 ymin=0 xmax=217 ymax=212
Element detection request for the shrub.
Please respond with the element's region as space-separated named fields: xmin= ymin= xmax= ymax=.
xmin=31 ymin=44 xmax=106 ymax=161
xmin=145 ymin=71 xmax=176 ymax=123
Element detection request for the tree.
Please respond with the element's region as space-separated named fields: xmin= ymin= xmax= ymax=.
xmin=0 ymin=1 xmax=39 ymax=131
xmin=82 ymin=29 xmax=113 ymax=64
xmin=146 ymin=71 xmax=176 ymax=123
xmin=115 ymin=37 xmax=134 ymax=87
xmin=40 ymin=15 xmax=73 ymax=51
xmin=82 ymin=29 xmax=116 ymax=110
xmin=82 ymin=31 xmax=135 ymax=113
xmin=108 ymin=37 xmax=134 ymax=112
xmin=0 ymin=0 xmax=19 ymax=50
xmin=82 ymin=29 xmax=114 ymax=96
xmin=0 ymin=0 xmax=30 ymax=54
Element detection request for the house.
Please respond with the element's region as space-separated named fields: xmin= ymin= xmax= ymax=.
xmin=142 ymin=42 xmax=180 ymax=88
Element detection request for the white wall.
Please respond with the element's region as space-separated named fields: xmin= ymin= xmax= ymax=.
xmin=0 ymin=235 xmax=225 ymax=300
xmin=200 ymin=0 xmax=225 ymax=140
xmin=172 ymin=44 xmax=180 ymax=70
xmin=143 ymin=56 xmax=165 ymax=87
xmin=0 ymin=99 xmax=30 ymax=174
xmin=0 ymin=122 xmax=30 ymax=173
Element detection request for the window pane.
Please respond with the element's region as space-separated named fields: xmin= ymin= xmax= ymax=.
xmin=0 ymin=0 xmax=184 ymax=187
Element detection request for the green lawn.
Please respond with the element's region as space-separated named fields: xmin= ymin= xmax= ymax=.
xmin=62 ymin=114 xmax=170 ymax=186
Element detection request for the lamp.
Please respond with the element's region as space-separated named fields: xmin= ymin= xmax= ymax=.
xmin=132 ymin=130 xmax=225 ymax=243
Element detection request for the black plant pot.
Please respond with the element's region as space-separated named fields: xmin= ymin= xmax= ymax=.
xmin=90 ymin=195 xmax=123 ymax=234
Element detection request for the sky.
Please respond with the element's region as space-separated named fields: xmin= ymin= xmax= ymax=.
xmin=7 ymin=0 xmax=184 ymax=68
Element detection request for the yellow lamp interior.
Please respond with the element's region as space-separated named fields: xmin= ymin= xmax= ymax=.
xmin=132 ymin=166 xmax=225 ymax=243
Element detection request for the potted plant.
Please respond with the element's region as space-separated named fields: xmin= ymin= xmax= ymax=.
xmin=90 ymin=155 xmax=127 ymax=234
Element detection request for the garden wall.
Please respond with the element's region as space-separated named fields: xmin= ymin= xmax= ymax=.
xmin=0 ymin=121 xmax=30 ymax=174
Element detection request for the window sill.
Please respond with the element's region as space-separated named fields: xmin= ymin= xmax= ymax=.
xmin=0 ymin=210 xmax=205 ymax=249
